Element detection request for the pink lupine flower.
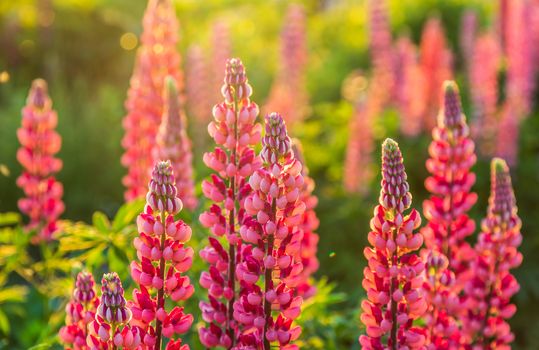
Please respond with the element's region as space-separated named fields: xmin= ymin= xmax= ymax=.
xmin=291 ymin=139 xmax=320 ymax=298
xmin=422 ymin=81 xmax=477 ymax=288
xmin=185 ymin=46 xmax=212 ymax=140
xmin=359 ymin=138 xmax=427 ymax=350
xmin=368 ymin=0 xmax=394 ymax=99
xmin=343 ymin=93 xmax=375 ymax=194
xmin=234 ymin=113 xmax=305 ymax=349
xmin=155 ymin=77 xmax=198 ymax=210
xmin=393 ymin=36 xmax=427 ymax=137
xmin=16 ymin=78 xmax=64 ymax=242
xmin=129 ymin=161 xmax=194 ymax=349
xmin=462 ymin=158 xmax=522 ymax=348
xmin=496 ymin=101 xmax=520 ymax=167
xmin=210 ymin=21 xmax=232 ymax=107
xmin=265 ymin=4 xmax=308 ymax=127
xmin=60 ymin=271 xmax=99 ymax=350
xmin=198 ymin=58 xmax=262 ymax=348
xmin=459 ymin=10 xmax=478 ymax=72
xmin=121 ymin=0 xmax=183 ymax=201
xmin=87 ymin=272 xmax=143 ymax=350
xmin=470 ymin=33 xmax=501 ymax=156
xmin=419 ymin=17 xmax=453 ymax=132
xmin=421 ymin=251 xmax=461 ymax=349
xmin=505 ymin=0 xmax=535 ymax=117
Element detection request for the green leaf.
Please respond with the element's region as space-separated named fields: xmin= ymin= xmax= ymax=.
xmin=92 ymin=212 xmax=110 ymax=233
xmin=112 ymin=199 xmax=144 ymax=231
xmin=0 ymin=309 xmax=8 ymax=334
xmin=0 ymin=212 xmax=20 ymax=226
xmin=0 ymin=285 xmax=28 ymax=303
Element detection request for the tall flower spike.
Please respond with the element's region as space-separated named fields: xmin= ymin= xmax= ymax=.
xmin=265 ymin=4 xmax=308 ymax=127
xmin=496 ymin=101 xmax=520 ymax=166
xmin=87 ymin=272 xmax=143 ymax=349
xmin=393 ymin=36 xmax=427 ymax=137
xmin=359 ymin=138 xmax=427 ymax=350
xmin=16 ymin=79 xmax=64 ymax=242
xmin=130 ymin=161 xmax=194 ymax=349
xmin=459 ymin=10 xmax=478 ymax=73
xmin=422 ymin=81 xmax=477 ymax=286
xmin=235 ymin=113 xmax=305 ymax=349
xmin=419 ymin=17 xmax=453 ymax=132
xmin=185 ymin=45 xmax=212 ymax=147
xmin=470 ymin=33 xmax=501 ymax=156
xmin=462 ymin=158 xmax=522 ymax=348
xmin=121 ymin=0 xmax=183 ymax=201
xmin=343 ymin=90 xmax=375 ymax=194
xmin=60 ymin=271 xmax=99 ymax=349
xmin=155 ymin=77 xmax=198 ymax=210
xmin=421 ymin=81 xmax=477 ymax=347
xmin=292 ymin=139 xmax=320 ymax=298
xmin=198 ymin=58 xmax=262 ymax=349
xmin=210 ymin=21 xmax=232 ymax=107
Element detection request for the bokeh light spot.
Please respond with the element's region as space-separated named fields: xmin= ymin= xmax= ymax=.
xmin=120 ymin=32 xmax=138 ymax=51
xmin=0 ymin=71 xmax=9 ymax=84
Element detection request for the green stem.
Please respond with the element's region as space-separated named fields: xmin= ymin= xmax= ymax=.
xmin=154 ymin=212 xmax=168 ymax=350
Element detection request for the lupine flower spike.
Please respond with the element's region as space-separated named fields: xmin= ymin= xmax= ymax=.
xmin=121 ymin=0 xmax=183 ymax=201
xmin=419 ymin=17 xmax=453 ymax=131
xmin=292 ymin=139 xmax=320 ymax=298
xmin=198 ymin=58 xmax=262 ymax=348
xmin=17 ymin=79 xmax=64 ymax=242
xmin=422 ymin=81 xmax=477 ymax=287
xmin=359 ymin=138 xmax=427 ymax=350
xmin=470 ymin=33 xmax=501 ymax=156
xmin=185 ymin=45 xmax=212 ymax=147
xmin=393 ymin=36 xmax=427 ymax=138
xmin=343 ymin=91 xmax=375 ymax=194
xmin=234 ymin=113 xmax=305 ymax=349
xmin=130 ymin=161 xmax=194 ymax=349
xmin=155 ymin=77 xmax=198 ymax=210
xmin=421 ymin=81 xmax=477 ymax=347
xmin=265 ymin=4 xmax=308 ymax=127
xmin=60 ymin=271 xmax=99 ymax=349
xmin=463 ymin=158 xmax=522 ymax=348
xmin=87 ymin=272 xmax=142 ymax=349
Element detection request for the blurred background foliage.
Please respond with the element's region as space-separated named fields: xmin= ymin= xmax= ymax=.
xmin=1 ymin=0 xmax=539 ymax=349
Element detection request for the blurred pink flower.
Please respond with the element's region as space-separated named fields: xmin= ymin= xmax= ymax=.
xmin=121 ymin=0 xmax=183 ymax=201
xmin=155 ymin=77 xmax=198 ymax=210
xmin=16 ymin=78 xmax=64 ymax=242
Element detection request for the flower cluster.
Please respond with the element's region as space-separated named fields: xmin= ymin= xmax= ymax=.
xmin=393 ymin=36 xmax=426 ymax=138
xmin=87 ymin=272 xmax=143 ymax=349
xmin=234 ymin=113 xmax=304 ymax=349
xmin=421 ymin=251 xmax=460 ymax=349
xmin=343 ymin=94 xmax=375 ymax=194
xmin=186 ymin=45 xmax=212 ymax=141
xmin=422 ymin=81 xmax=477 ymax=287
xmin=265 ymin=4 xmax=308 ymax=127
xmin=359 ymin=138 xmax=426 ymax=350
xmin=470 ymin=33 xmax=501 ymax=156
xmin=121 ymin=0 xmax=183 ymax=201
xmin=129 ymin=161 xmax=194 ymax=349
xmin=155 ymin=77 xmax=198 ymax=210
xmin=60 ymin=271 xmax=99 ymax=349
xmin=462 ymin=158 xmax=522 ymax=348
xmin=198 ymin=58 xmax=262 ymax=348
xmin=210 ymin=21 xmax=232 ymax=106
xmin=292 ymin=140 xmax=320 ymax=298
xmin=419 ymin=17 xmax=453 ymax=132
xmin=16 ymin=78 xmax=64 ymax=242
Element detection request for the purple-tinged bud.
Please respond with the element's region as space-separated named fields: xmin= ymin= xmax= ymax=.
xmin=73 ymin=271 xmax=97 ymax=304
xmin=261 ymin=113 xmax=292 ymax=165
xmin=97 ymin=272 xmax=132 ymax=325
xmin=146 ymin=160 xmax=183 ymax=215
xmin=380 ymin=138 xmax=411 ymax=211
